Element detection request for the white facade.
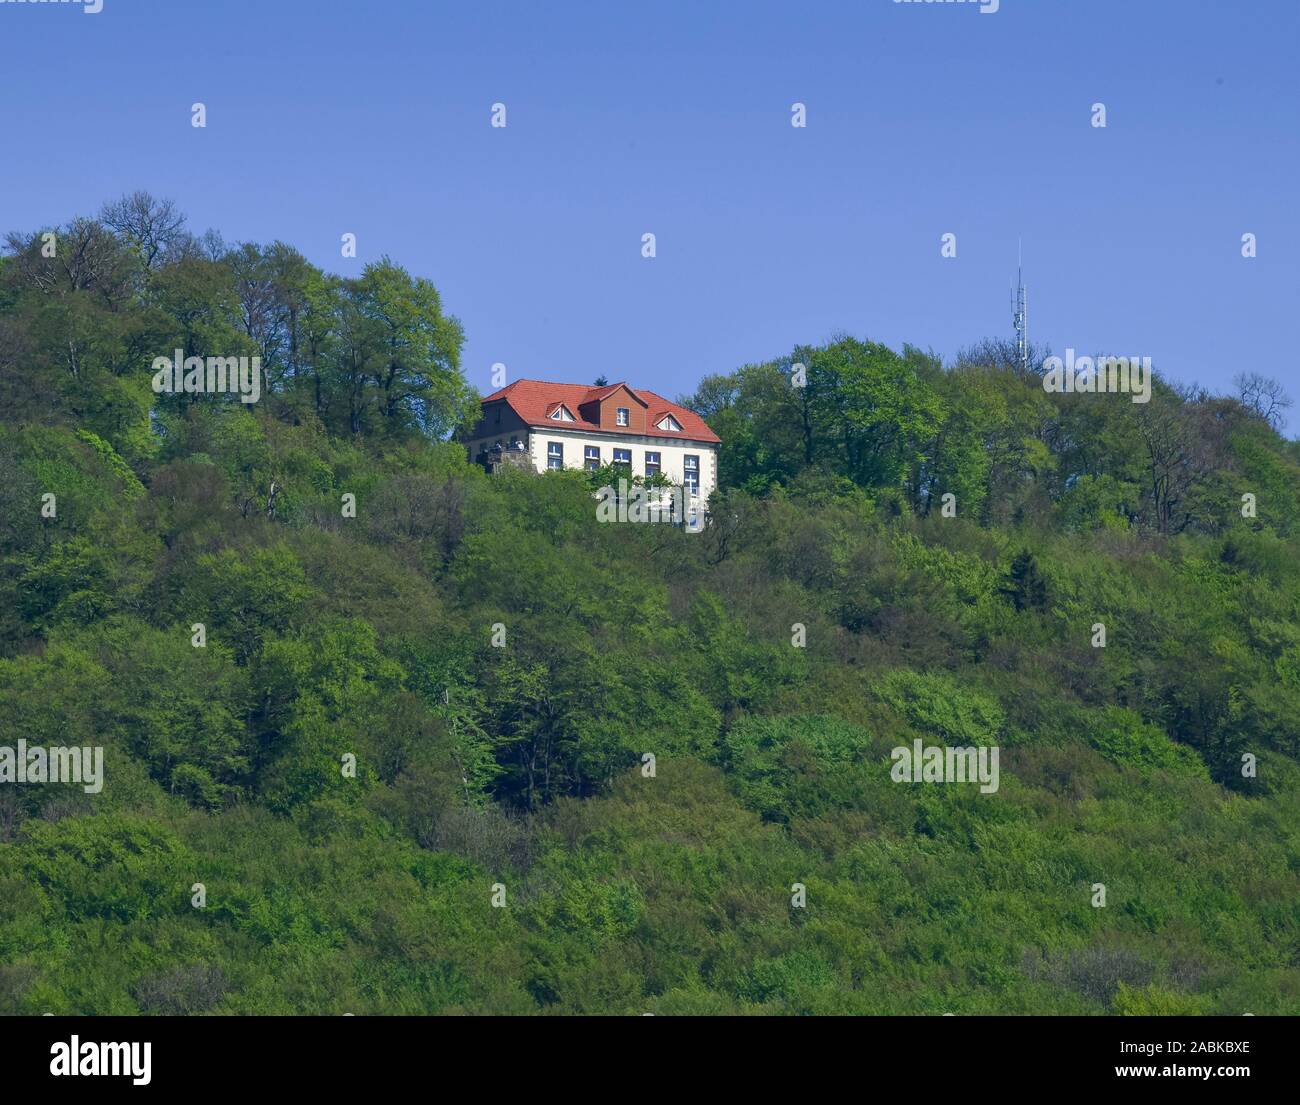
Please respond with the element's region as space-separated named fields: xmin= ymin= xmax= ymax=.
xmin=530 ymin=428 xmax=717 ymax=500
xmin=468 ymin=426 xmax=718 ymax=504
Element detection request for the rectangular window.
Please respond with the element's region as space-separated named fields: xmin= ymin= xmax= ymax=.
xmin=584 ymin=445 xmax=600 ymax=471
xmin=547 ymin=441 xmax=563 ymax=470
xmin=616 ymin=407 xmax=630 ymax=427
xmin=683 ymin=454 xmax=700 ymax=494
xmin=613 ymin=448 xmax=631 ymax=467
xmin=644 ymin=451 xmax=660 ymax=479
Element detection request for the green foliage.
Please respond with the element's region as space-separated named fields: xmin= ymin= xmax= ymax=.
xmin=185 ymin=543 xmax=315 ymax=663
xmin=0 ymin=199 xmax=1297 ymax=1015
xmin=723 ymin=715 xmax=875 ymax=822
xmin=874 ymin=670 xmax=1006 ymax=747
xmin=1001 ymin=549 xmax=1049 ymax=612
xmin=16 ymin=814 xmax=197 ymax=924
xmin=74 ymin=430 xmax=146 ymax=498
xmin=1113 ymin=982 xmax=1209 ymax=1016
xmin=1087 ymin=707 xmax=1210 ymax=780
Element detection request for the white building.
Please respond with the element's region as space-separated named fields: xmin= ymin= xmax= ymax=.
xmin=464 ymin=379 xmax=721 ymax=506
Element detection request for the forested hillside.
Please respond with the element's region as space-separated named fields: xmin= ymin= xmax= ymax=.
xmin=1 ymin=196 xmax=1297 ymax=1015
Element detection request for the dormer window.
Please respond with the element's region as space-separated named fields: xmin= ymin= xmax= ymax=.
xmin=616 ymin=407 xmax=630 ymax=427
xmin=656 ymin=414 xmax=682 ymax=432
xmin=549 ymin=404 xmax=575 ymax=422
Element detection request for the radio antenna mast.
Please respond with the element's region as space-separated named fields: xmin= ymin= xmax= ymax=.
xmin=1012 ymin=238 xmax=1029 ymax=372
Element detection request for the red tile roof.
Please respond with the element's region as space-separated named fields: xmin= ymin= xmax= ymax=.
xmin=481 ymin=380 xmax=720 ymax=443
xmin=581 ymin=382 xmax=641 ymax=405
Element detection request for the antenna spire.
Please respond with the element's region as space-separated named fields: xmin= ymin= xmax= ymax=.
xmin=1013 ymin=239 xmax=1028 ymax=372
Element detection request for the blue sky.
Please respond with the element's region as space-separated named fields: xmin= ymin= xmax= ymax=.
xmin=2 ymin=0 xmax=1296 ymax=424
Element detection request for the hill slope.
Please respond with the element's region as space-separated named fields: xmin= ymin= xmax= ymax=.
xmin=1 ymin=201 xmax=1297 ymax=1015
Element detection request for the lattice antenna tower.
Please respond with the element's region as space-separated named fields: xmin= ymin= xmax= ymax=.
xmin=1012 ymin=238 xmax=1029 ymax=372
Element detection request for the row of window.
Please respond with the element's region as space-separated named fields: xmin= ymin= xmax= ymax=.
xmin=547 ymin=406 xmax=632 ymax=426
xmin=545 ymin=404 xmax=685 ymax=433
xmin=547 ymin=443 xmax=701 ymax=491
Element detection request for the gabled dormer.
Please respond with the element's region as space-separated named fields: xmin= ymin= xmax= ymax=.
xmin=655 ymin=413 xmax=683 ymax=433
xmin=546 ymin=402 xmax=576 ymax=422
xmin=578 ymin=382 xmax=648 ymax=433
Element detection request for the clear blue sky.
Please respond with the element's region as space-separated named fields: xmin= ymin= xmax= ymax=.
xmin=2 ymin=0 xmax=1296 ymax=423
